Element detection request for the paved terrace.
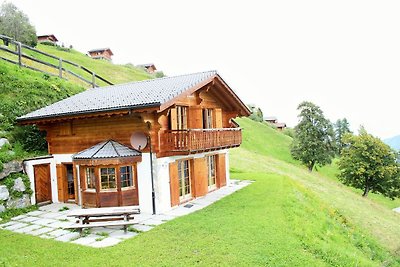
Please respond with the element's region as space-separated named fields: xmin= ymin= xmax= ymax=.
xmin=0 ymin=180 xmax=252 ymax=248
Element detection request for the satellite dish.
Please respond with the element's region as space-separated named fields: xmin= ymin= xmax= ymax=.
xmin=130 ymin=132 xmax=148 ymax=151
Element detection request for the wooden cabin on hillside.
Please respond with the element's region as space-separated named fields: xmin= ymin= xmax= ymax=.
xmin=37 ymin=34 xmax=58 ymax=44
xmin=88 ymin=48 xmax=113 ymax=61
xmin=137 ymin=63 xmax=157 ymax=74
xmin=18 ymin=71 xmax=250 ymax=214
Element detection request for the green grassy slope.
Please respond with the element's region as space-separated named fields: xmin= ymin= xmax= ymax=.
xmin=0 ymin=118 xmax=399 ymax=266
xmin=0 ymin=43 xmax=154 ymax=88
xmin=0 ymin=61 xmax=85 ymax=164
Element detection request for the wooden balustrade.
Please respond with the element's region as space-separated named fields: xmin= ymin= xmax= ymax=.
xmin=161 ymin=128 xmax=242 ymax=155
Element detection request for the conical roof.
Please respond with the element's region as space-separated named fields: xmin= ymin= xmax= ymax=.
xmin=73 ymin=140 xmax=141 ymax=160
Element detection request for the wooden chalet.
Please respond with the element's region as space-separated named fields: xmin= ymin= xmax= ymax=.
xmin=88 ymin=48 xmax=113 ymax=61
xmin=138 ymin=63 xmax=157 ymax=74
xmin=18 ymin=71 xmax=250 ymax=213
xmin=265 ymin=116 xmax=286 ymax=131
xmin=37 ymin=34 xmax=58 ymax=44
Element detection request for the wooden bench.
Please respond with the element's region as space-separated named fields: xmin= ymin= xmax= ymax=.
xmin=65 ymin=206 xmax=140 ymax=235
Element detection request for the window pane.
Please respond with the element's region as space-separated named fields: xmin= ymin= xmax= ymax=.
xmin=100 ymin=168 xmax=116 ymax=189
xmin=120 ymin=166 xmax=133 ymax=188
xmin=85 ymin=167 xmax=96 ymax=189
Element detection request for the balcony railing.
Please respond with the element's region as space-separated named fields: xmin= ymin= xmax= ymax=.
xmin=161 ymin=128 xmax=242 ymax=154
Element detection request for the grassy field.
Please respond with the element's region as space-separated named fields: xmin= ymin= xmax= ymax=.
xmin=0 ymin=42 xmax=154 ymax=88
xmin=0 ymin=118 xmax=399 ymax=266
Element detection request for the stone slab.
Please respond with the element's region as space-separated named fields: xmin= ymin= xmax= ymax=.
xmin=47 ymin=229 xmax=70 ymax=238
xmin=34 ymin=218 xmax=58 ymax=227
xmin=26 ymin=210 xmax=45 ymax=216
xmin=109 ymin=230 xmax=137 ymax=239
xmin=54 ymin=232 xmax=80 ymax=242
xmin=19 ymin=216 xmax=41 ymax=223
xmin=141 ymin=218 xmax=165 ymax=226
xmin=48 ymin=220 xmax=74 ymax=229
xmin=71 ymin=234 xmax=98 ymax=246
xmin=88 ymin=237 xmax=121 ymax=248
xmin=14 ymin=224 xmax=42 ymax=234
xmin=38 ymin=212 xmax=62 ymax=219
xmin=29 ymin=227 xmax=54 ymax=236
xmin=131 ymin=224 xmax=153 ymax=232
xmin=4 ymin=222 xmax=29 ymax=231
xmin=11 ymin=215 xmax=28 ymax=221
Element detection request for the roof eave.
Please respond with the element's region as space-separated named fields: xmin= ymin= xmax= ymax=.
xmin=17 ymin=102 xmax=161 ymax=125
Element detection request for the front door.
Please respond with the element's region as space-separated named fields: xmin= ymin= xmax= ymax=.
xmin=34 ymin=164 xmax=52 ymax=204
xmin=65 ymin=164 xmax=75 ymax=200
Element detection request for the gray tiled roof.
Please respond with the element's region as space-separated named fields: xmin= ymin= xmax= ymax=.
xmin=73 ymin=140 xmax=141 ymax=160
xmin=18 ymin=70 xmax=217 ymax=121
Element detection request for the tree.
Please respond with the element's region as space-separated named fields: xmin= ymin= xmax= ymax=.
xmin=338 ymin=129 xmax=400 ymax=199
xmin=247 ymin=104 xmax=264 ymax=122
xmin=0 ymin=2 xmax=37 ymax=46
xmin=291 ymin=101 xmax=335 ymax=171
xmin=334 ymin=118 xmax=352 ymax=155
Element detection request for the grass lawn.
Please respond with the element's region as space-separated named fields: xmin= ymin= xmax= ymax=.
xmin=0 ymin=118 xmax=399 ymax=266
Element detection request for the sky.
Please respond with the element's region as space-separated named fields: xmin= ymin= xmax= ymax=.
xmin=8 ymin=0 xmax=400 ymax=139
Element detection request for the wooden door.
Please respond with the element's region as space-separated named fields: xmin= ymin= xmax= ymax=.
xmin=34 ymin=164 xmax=52 ymax=204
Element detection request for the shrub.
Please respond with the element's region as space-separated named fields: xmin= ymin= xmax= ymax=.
xmin=12 ymin=125 xmax=47 ymax=152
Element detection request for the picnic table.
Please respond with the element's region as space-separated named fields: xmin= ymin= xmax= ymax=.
xmin=65 ymin=206 xmax=140 ymax=235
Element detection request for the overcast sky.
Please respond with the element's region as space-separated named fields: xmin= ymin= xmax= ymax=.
xmin=8 ymin=0 xmax=400 ymax=139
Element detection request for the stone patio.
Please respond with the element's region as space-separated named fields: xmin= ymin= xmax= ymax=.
xmin=0 ymin=179 xmax=252 ymax=248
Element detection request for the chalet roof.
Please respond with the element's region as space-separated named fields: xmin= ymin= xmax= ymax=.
xmin=264 ymin=116 xmax=277 ymax=121
xmin=37 ymin=34 xmax=58 ymax=41
xmin=138 ymin=63 xmax=156 ymax=68
xmin=274 ymin=123 xmax=286 ymax=128
xmin=18 ymin=70 xmax=250 ymax=122
xmin=73 ymin=140 xmax=141 ymax=160
xmin=88 ymin=48 xmax=114 ymax=55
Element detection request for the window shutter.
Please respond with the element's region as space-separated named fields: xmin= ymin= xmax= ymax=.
xmin=216 ymin=154 xmax=226 ymax=187
xmin=169 ymin=161 xmax=179 ymax=206
xmin=215 ymin=108 xmax=222 ymax=128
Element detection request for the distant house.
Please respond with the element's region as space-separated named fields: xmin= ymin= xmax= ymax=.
xmin=37 ymin=34 xmax=58 ymax=44
xmin=264 ymin=116 xmax=278 ymax=124
xmin=88 ymin=48 xmax=113 ymax=61
xmin=137 ymin=63 xmax=157 ymax=74
xmin=265 ymin=116 xmax=286 ymax=131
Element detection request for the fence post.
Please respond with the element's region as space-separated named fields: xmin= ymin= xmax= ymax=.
xmin=17 ymin=42 xmax=22 ymax=67
xmin=92 ymin=72 xmax=96 ymax=88
xmin=59 ymin=58 xmax=63 ymax=78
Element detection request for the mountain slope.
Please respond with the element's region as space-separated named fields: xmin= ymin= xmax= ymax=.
xmin=385 ymin=135 xmax=400 ymax=150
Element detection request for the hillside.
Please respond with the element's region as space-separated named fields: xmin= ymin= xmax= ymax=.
xmin=0 ymin=61 xmax=85 ymax=169
xmin=0 ymin=42 xmax=155 ymax=88
xmin=385 ymin=135 xmax=400 ymax=151
xmin=0 ymin=118 xmax=399 ymax=266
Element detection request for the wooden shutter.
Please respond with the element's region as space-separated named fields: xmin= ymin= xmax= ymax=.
xmin=170 ymin=107 xmax=177 ymax=130
xmin=193 ymin=158 xmax=208 ymax=197
xmin=216 ymin=154 xmax=226 ymax=188
xmin=56 ymin=164 xmax=65 ymax=202
xmin=169 ymin=161 xmax=179 ymax=206
xmin=215 ymin=108 xmax=222 ymax=128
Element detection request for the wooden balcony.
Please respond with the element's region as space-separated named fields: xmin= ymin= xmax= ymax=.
xmin=160 ymin=128 xmax=242 ymax=156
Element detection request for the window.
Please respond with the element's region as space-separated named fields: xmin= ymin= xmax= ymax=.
xmin=120 ymin=166 xmax=134 ymax=188
xmin=100 ymin=167 xmax=116 ymax=190
xmin=203 ymin=109 xmax=213 ymax=129
xmin=176 ymin=106 xmax=188 ymax=130
xmin=178 ymin=160 xmax=191 ymax=200
xmin=85 ymin=167 xmax=96 ymax=190
xmin=207 ymin=155 xmax=216 ymax=190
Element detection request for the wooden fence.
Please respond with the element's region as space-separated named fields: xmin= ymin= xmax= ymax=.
xmin=0 ymin=34 xmax=113 ymax=88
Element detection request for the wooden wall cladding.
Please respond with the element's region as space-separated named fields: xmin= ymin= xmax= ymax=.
xmin=46 ymin=115 xmax=149 ymax=154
